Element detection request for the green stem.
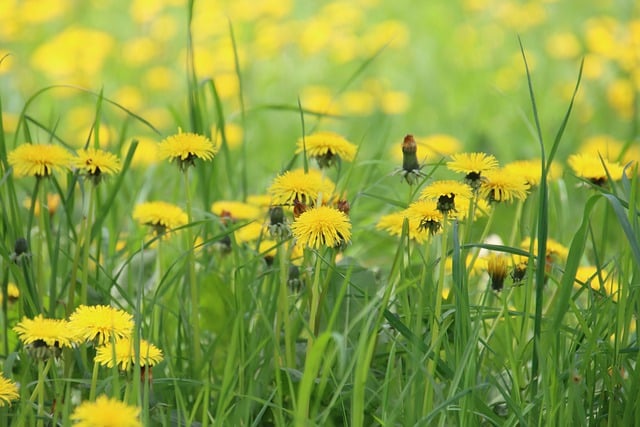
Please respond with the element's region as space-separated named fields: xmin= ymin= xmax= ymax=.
xmin=425 ymin=213 xmax=449 ymax=413
xmin=81 ymin=185 xmax=96 ymax=305
xmin=89 ymin=358 xmax=100 ymax=401
xmin=508 ymin=198 xmax=525 ymax=247
xmin=183 ymin=169 xmax=202 ymax=370
xmin=308 ymin=250 xmax=324 ymax=342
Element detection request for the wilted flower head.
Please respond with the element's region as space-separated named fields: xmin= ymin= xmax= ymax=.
xmin=487 ymin=254 xmax=509 ymax=291
xmin=291 ymin=205 xmax=351 ymax=249
xmin=158 ymin=129 xmax=218 ymax=171
xmin=8 ymin=143 xmax=72 ymax=178
xmin=296 ymin=131 xmax=357 ymax=168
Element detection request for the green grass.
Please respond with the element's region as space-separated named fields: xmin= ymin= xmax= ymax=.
xmin=1 ymin=0 xmax=639 ymax=425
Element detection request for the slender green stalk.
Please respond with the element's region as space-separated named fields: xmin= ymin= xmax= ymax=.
xmin=183 ymin=169 xmax=202 ymax=370
xmin=81 ymin=184 xmax=96 ymax=305
xmin=425 ymin=213 xmax=449 ymax=414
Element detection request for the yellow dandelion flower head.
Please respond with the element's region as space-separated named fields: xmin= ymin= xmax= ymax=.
xmin=74 ymin=148 xmax=122 ymax=183
xmin=0 ymin=283 xmax=20 ymax=305
xmin=211 ymin=200 xmax=262 ymax=221
xmin=296 ymin=131 xmax=357 ymax=167
xmin=451 ymin=196 xmax=491 ymax=222
xmin=406 ymin=199 xmax=444 ymax=236
xmin=133 ymin=201 xmax=188 ymax=234
xmin=94 ymin=337 xmax=163 ymax=370
xmin=235 ymin=221 xmax=266 ymax=244
xmin=0 ymin=375 xmax=19 ymax=407
xmin=567 ymin=153 xmax=628 ymax=185
xmin=574 ymin=266 xmax=620 ymax=301
xmin=420 ymin=180 xmax=473 ymax=214
xmin=158 ymin=129 xmax=218 ymax=170
xmin=246 ymin=194 xmax=272 ymax=208
xmin=8 ymin=143 xmax=72 ymax=178
xmin=123 ymin=137 xmax=160 ymax=168
xmin=23 ymin=193 xmax=62 ymax=217
xmin=71 ymin=395 xmax=141 ymax=427
xmin=268 ymin=168 xmax=336 ymax=206
xmin=69 ymin=305 xmax=133 ymax=345
xmin=520 ymin=237 xmax=569 ymax=261
xmin=291 ymin=205 xmax=351 ymax=249
xmin=13 ymin=315 xmax=75 ymax=359
xmin=580 ymin=134 xmax=624 ymax=161
xmin=480 ymin=169 xmax=530 ymax=203
xmin=503 ymin=159 xmax=563 ymax=186
xmin=447 ymin=152 xmax=499 ymax=177
xmin=376 ymin=211 xmax=428 ymax=243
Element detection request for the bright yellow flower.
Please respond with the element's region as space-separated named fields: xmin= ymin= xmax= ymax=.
xmin=158 ymin=129 xmax=218 ymax=170
xmin=503 ymin=159 xmax=562 ymax=186
xmin=420 ymin=180 xmax=473 ymax=214
xmin=0 ymin=375 xmax=19 ymax=407
xmin=69 ymin=305 xmax=133 ymax=345
xmin=291 ymin=206 xmax=351 ymax=249
xmin=296 ymin=131 xmax=357 ymax=167
xmin=447 ymin=152 xmax=499 ymax=188
xmin=376 ymin=211 xmax=429 ymax=243
xmin=268 ymin=168 xmax=335 ymax=206
xmin=133 ymin=201 xmax=188 ymax=235
xmin=71 ymin=395 xmax=141 ymax=427
xmin=567 ymin=153 xmax=628 ymax=185
xmin=74 ymin=148 xmax=121 ymax=184
xmin=8 ymin=143 xmax=72 ymax=178
xmin=13 ymin=315 xmax=76 ymax=360
xmin=94 ymin=337 xmax=163 ymax=371
xmin=0 ymin=283 xmax=20 ymax=305
xmin=211 ymin=201 xmax=262 ymax=221
xmin=480 ymin=169 xmax=529 ymax=203
xmin=405 ymin=199 xmax=444 ymax=236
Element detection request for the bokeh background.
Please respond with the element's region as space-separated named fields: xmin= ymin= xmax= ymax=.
xmin=1 ymin=0 xmax=638 ymax=183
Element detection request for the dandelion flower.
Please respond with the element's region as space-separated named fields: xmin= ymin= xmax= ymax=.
xmin=504 ymin=159 xmax=562 ymax=186
xmin=71 ymin=395 xmax=141 ymax=427
xmin=8 ymin=143 xmax=72 ymax=178
xmin=235 ymin=221 xmax=266 ymax=244
xmin=95 ymin=337 xmax=163 ymax=371
xmin=13 ymin=315 xmax=76 ymax=360
xmin=296 ymin=131 xmax=357 ymax=168
xmin=480 ymin=169 xmax=529 ymax=203
xmin=447 ymin=152 xmax=499 ymax=189
xmin=74 ymin=148 xmax=122 ymax=184
xmin=568 ymin=153 xmax=627 ymax=186
xmin=211 ymin=200 xmax=262 ymax=221
xmin=0 ymin=375 xmax=19 ymax=407
xmin=69 ymin=305 xmax=133 ymax=345
xmin=451 ymin=196 xmax=491 ymax=222
xmin=487 ymin=254 xmax=509 ymax=291
xmin=405 ymin=199 xmax=444 ymax=236
xmin=520 ymin=237 xmax=569 ymax=262
xmin=420 ymin=180 xmax=473 ymax=214
xmin=268 ymin=168 xmax=335 ymax=206
xmin=291 ymin=206 xmax=351 ymax=249
xmin=0 ymin=283 xmax=20 ymax=305
xmin=158 ymin=129 xmax=217 ymax=170
xmin=376 ymin=211 xmax=429 ymax=243
xmin=133 ymin=201 xmax=188 ymax=235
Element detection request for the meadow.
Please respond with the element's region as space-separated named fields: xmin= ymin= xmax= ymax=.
xmin=0 ymin=0 xmax=639 ymax=425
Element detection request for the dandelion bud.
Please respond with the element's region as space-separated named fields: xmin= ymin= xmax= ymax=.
xmin=402 ymin=134 xmax=420 ymax=172
xmin=487 ymin=254 xmax=508 ymax=291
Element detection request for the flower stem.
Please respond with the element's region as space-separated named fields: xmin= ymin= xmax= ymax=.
xmin=89 ymin=358 xmax=100 ymax=401
xmin=183 ymin=169 xmax=202 ymax=370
